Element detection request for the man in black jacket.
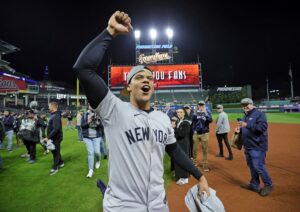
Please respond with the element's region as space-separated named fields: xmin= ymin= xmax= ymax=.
xmin=45 ymin=102 xmax=64 ymax=175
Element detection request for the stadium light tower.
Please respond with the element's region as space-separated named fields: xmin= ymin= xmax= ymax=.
xmin=166 ymin=27 xmax=174 ymax=63
xmin=134 ymin=30 xmax=141 ymax=64
xmin=166 ymin=28 xmax=173 ymax=39
xmin=134 ymin=30 xmax=141 ymax=40
xmin=149 ymin=28 xmax=157 ymax=56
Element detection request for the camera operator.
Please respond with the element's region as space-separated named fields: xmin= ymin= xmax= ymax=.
xmin=81 ymin=107 xmax=104 ymax=178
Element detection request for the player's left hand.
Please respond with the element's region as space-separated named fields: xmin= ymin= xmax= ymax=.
xmin=197 ymin=176 xmax=210 ymax=197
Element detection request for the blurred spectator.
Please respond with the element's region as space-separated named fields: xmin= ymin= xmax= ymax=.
xmin=46 ymin=102 xmax=64 ymax=176
xmin=76 ymin=110 xmax=83 ymax=141
xmin=215 ymin=105 xmax=233 ymax=160
xmin=37 ymin=114 xmax=49 ymax=155
xmin=192 ymin=101 xmax=212 ymax=172
xmin=66 ymin=111 xmax=74 ymax=130
xmin=164 ymin=102 xmax=176 ymax=120
xmin=184 ymin=104 xmax=194 ymax=158
xmin=14 ymin=113 xmax=23 ymax=147
xmin=18 ymin=110 xmax=40 ymax=164
xmin=3 ymin=110 xmax=15 ymax=151
xmin=0 ymin=118 xmax=5 ymax=150
xmin=81 ymin=107 xmax=103 ymax=178
xmin=205 ymin=96 xmax=212 ymax=113
xmin=174 ymin=107 xmax=192 ymax=185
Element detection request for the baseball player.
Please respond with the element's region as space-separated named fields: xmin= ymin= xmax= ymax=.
xmin=74 ymin=11 xmax=209 ymax=211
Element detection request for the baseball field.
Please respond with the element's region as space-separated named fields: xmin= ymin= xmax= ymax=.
xmin=168 ymin=112 xmax=300 ymax=212
xmin=0 ymin=112 xmax=299 ymax=211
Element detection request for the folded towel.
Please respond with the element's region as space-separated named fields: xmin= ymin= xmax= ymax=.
xmin=185 ymin=185 xmax=225 ymax=212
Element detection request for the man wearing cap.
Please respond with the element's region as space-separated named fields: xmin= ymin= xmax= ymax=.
xmin=236 ymin=98 xmax=273 ymax=196
xmin=73 ymin=11 xmax=210 ymax=211
xmin=215 ymin=104 xmax=233 ymax=160
xmin=192 ymin=101 xmax=213 ymax=172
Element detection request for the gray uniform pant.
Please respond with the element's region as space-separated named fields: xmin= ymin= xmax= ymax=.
xmin=103 ymin=189 xmax=169 ymax=212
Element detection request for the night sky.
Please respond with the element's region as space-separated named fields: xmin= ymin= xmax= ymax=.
xmin=1 ymin=0 xmax=299 ymax=99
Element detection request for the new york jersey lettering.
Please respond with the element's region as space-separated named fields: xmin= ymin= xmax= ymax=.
xmin=125 ymin=127 xmax=167 ymax=145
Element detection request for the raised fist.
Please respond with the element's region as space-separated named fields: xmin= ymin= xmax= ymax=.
xmin=107 ymin=11 xmax=133 ymax=37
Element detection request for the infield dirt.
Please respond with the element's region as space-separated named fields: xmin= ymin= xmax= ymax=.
xmin=167 ymin=122 xmax=300 ymax=212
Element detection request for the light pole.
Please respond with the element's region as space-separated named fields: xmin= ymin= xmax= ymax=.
xmin=149 ymin=28 xmax=157 ymax=57
xmin=289 ymin=65 xmax=294 ymax=99
xmin=134 ymin=30 xmax=141 ymax=64
xmin=266 ymin=76 xmax=269 ymax=101
xmin=166 ymin=28 xmax=173 ymax=63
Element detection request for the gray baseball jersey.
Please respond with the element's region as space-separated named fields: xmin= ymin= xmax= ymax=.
xmin=95 ymin=91 xmax=176 ymax=212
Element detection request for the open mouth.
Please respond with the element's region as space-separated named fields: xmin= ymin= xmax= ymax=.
xmin=141 ymin=85 xmax=150 ymax=93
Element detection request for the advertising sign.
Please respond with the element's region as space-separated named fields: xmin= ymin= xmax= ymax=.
xmin=0 ymin=76 xmax=27 ymax=92
xmin=110 ymin=64 xmax=200 ymax=89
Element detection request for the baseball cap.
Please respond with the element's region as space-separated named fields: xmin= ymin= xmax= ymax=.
xmin=241 ymin=98 xmax=253 ymax=105
xmin=184 ymin=104 xmax=191 ymax=109
xmin=216 ymin=104 xmax=223 ymax=109
xmin=126 ymin=65 xmax=152 ymax=84
xmin=198 ymin=100 xmax=205 ymax=105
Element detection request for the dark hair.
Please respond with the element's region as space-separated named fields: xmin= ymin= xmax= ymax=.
xmin=177 ymin=107 xmax=188 ymax=118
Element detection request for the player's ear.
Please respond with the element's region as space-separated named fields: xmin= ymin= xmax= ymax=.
xmin=127 ymin=84 xmax=131 ymax=92
xmin=153 ymin=83 xmax=157 ymax=90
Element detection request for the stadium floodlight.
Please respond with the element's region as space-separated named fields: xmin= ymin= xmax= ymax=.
xmin=134 ymin=30 xmax=141 ymax=40
xmin=166 ymin=28 xmax=173 ymax=39
xmin=149 ymin=28 xmax=157 ymax=40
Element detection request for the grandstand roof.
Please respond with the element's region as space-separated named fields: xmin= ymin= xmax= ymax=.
xmin=0 ymin=59 xmax=10 ymax=66
xmin=0 ymin=40 xmax=20 ymax=55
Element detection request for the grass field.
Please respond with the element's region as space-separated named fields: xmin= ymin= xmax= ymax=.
xmin=213 ymin=112 xmax=300 ymax=124
xmin=0 ymin=113 xmax=299 ymax=211
xmin=0 ymin=128 xmax=108 ymax=212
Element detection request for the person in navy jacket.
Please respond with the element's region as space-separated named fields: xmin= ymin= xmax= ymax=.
xmin=236 ymin=98 xmax=273 ymax=196
xmin=192 ymin=101 xmax=213 ymax=172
